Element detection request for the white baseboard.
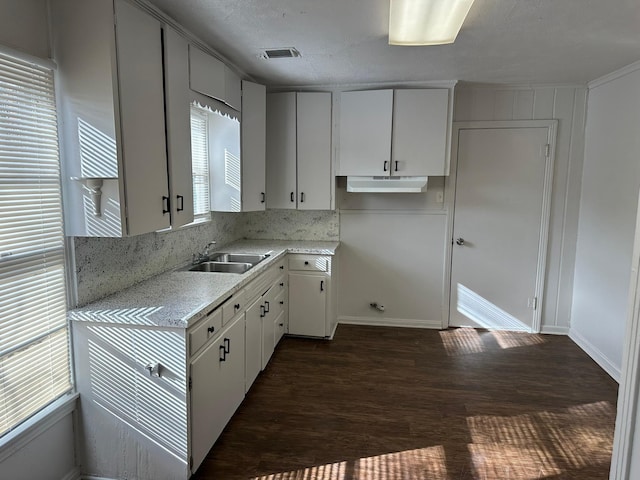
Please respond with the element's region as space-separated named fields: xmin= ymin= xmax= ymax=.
xmin=338 ymin=316 xmax=443 ymax=330
xmin=569 ymin=328 xmax=621 ymax=382
xmin=61 ymin=467 xmax=82 ymax=480
xmin=82 ymin=476 xmax=118 ymax=480
xmin=540 ymin=325 xmax=570 ymax=335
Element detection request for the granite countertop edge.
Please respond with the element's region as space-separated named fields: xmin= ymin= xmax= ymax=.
xmin=68 ymin=240 xmax=340 ymax=330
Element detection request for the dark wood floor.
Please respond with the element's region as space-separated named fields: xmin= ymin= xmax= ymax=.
xmin=192 ymin=325 xmax=619 ymax=480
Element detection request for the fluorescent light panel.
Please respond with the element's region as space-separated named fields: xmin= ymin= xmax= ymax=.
xmin=389 ymin=0 xmax=475 ymax=46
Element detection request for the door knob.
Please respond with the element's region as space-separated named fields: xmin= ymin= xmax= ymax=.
xmin=456 ymin=238 xmax=465 ymax=246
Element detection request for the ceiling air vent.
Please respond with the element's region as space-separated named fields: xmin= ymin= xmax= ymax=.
xmin=260 ymin=48 xmax=301 ymax=59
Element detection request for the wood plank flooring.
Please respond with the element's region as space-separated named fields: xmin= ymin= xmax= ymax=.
xmin=192 ymin=325 xmax=619 ymax=480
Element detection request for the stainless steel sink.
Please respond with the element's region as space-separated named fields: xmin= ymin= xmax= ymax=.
xmin=208 ymin=253 xmax=269 ymax=265
xmin=188 ymin=262 xmax=253 ymax=274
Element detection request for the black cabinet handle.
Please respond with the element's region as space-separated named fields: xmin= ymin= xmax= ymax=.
xmin=260 ymin=305 xmax=266 ymax=318
xmin=279 ymin=282 xmax=284 ymax=287
xmin=300 ymin=192 xmax=305 ymax=203
xmin=264 ymin=301 xmax=270 ymax=313
xmin=279 ymin=323 xmax=284 ymax=327
xmin=260 ymin=192 xmax=265 ymax=203
xmin=279 ymin=301 xmax=284 ymax=305
xmin=177 ymin=195 xmax=184 ymax=212
xmin=304 ymin=261 xmax=309 ymax=265
xmin=279 ymin=265 xmax=284 ymax=270
xmin=394 ymin=161 xmax=399 ymax=172
xmin=223 ymin=338 xmax=230 ymax=354
xmin=162 ymin=196 xmax=170 ymax=214
xmin=290 ymin=192 xmax=295 ymax=202
xmin=383 ymin=161 xmax=389 ymax=172
xmin=219 ymin=345 xmax=226 ymax=362
xmin=320 ymin=280 xmax=324 ymax=291
xmin=234 ymin=303 xmax=240 ymax=310
xmin=207 ymin=326 xmax=215 ymax=334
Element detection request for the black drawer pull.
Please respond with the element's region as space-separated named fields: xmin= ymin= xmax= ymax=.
xmin=290 ymin=191 xmax=295 ymax=202
xmin=279 ymin=301 xmax=284 ymax=305
xmin=162 ymin=196 xmax=170 ymax=214
xmin=207 ymin=326 xmax=215 ymax=334
xmin=219 ymin=345 xmax=226 ymax=362
xmin=280 ymin=282 xmax=284 ymax=287
xmin=304 ymin=261 xmax=309 ymax=265
xmin=260 ymin=305 xmax=265 ymax=318
xmin=320 ymin=280 xmax=324 ymax=292
xmin=279 ymin=265 xmax=284 ymax=270
xmin=177 ymin=195 xmax=184 ymax=212
xmin=260 ymin=192 xmax=265 ymax=203
xmin=223 ymin=338 xmax=230 ymax=354
xmin=264 ymin=301 xmax=270 ymax=313
xmin=234 ymin=303 xmax=240 ymax=310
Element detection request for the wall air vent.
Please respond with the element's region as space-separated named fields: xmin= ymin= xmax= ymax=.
xmin=260 ymin=48 xmax=301 ymax=59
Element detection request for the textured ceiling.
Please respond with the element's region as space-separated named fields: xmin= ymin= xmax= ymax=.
xmin=146 ymin=0 xmax=640 ymax=86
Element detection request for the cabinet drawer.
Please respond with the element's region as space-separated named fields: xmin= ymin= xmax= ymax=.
xmin=289 ymin=255 xmax=328 ymax=272
xmin=245 ymin=259 xmax=286 ymax=301
xmin=274 ymin=288 xmax=286 ymax=317
xmin=222 ymin=289 xmax=246 ymax=325
xmin=189 ymin=307 xmax=223 ymax=355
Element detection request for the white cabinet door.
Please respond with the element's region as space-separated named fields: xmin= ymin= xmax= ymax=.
xmin=261 ymin=286 xmax=277 ymax=368
xmin=241 ymin=81 xmax=267 ymax=211
xmin=245 ymin=298 xmax=262 ymax=391
xmin=114 ymin=0 xmax=170 ymax=235
xmin=297 ymin=92 xmax=332 ymax=210
xmin=189 ymin=315 xmax=245 ymax=473
xmin=289 ymin=272 xmax=327 ymax=337
xmin=338 ymin=89 xmax=393 ymax=176
xmin=163 ymin=26 xmax=193 ymax=228
xmin=188 ymin=45 xmax=225 ymax=103
xmin=190 ymin=333 xmax=225 ymax=471
xmin=392 ymin=89 xmax=449 ymax=176
xmin=266 ymin=93 xmax=297 ymax=209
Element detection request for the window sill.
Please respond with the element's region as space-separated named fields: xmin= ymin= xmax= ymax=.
xmin=0 ymin=392 xmax=79 ymax=463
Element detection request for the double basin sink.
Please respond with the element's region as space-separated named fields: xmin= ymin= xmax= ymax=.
xmin=186 ymin=253 xmax=270 ymax=274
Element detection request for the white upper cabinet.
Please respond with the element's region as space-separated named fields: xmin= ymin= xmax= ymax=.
xmin=163 ymin=26 xmax=193 ymax=228
xmin=297 ymin=92 xmax=332 ymax=210
xmin=338 ymin=88 xmax=452 ymax=177
xmin=338 ymin=90 xmax=393 ymax=176
xmin=266 ymin=92 xmax=297 ymax=209
xmin=392 ymin=89 xmax=449 ymax=176
xmin=266 ymin=92 xmax=332 ymax=210
xmin=189 ymin=45 xmax=241 ymax=111
xmin=189 ymin=45 xmax=225 ymax=103
xmin=53 ymin=0 xmax=170 ymax=237
xmin=241 ymin=81 xmax=267 ymax=211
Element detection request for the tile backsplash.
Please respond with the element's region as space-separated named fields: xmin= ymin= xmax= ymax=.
xmin=72 ymin=209 xmax=339 ymax=306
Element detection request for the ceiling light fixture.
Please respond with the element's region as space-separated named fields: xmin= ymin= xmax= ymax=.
xmin=389 ymin=0 xmax=475 ymax=46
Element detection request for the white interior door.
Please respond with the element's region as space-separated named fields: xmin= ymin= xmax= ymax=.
xmin=449 ymin=123 xmax=555 ymax=332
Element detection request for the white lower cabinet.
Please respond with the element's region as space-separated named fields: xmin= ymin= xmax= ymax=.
xmin=245 ymin=296 xmax=263 ymax=392
xmin=288 ymin=254 xmax=333 ymax=337
xmin=190 ymin=314 xmax=245 ymax=471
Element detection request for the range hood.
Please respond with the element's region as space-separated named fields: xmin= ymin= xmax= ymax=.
xmin=346 ymin=176 xmax=428 ymax=193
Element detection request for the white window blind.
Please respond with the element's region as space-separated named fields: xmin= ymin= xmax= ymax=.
xmin=190 ymin=104 xmax=211 ymax=223
xmin=0 ymin=51 xmax=71 ymax=437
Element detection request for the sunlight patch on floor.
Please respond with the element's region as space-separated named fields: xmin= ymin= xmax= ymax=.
xmin=439 ymin=328 xmax=485 ymax=356
xmin=354 ymin=445 xmax=448 ymax=480
xmin=251 ymin=461 xmax=346 ymax=480
xmin=490 ymin=330 xmax=546 ymax=349
xmin=468 ymin=443 xmax=562 ymax=479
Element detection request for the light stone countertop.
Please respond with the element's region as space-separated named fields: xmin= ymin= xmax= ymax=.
xmin=68 ymin=240 xmax=339 ymax=329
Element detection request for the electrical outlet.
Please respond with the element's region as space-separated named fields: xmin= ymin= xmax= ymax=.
xmin=436 ymin=191 xmax=444 ymax=204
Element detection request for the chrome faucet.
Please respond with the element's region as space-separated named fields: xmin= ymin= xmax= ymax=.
xmin=192 ymin=241 xmax=216 ymax=265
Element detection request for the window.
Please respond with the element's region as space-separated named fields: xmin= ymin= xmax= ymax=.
xmin=189 ymin=103 xmax=211 ymax=224
xmin=0 ymin=50 xmax=71 ymax=437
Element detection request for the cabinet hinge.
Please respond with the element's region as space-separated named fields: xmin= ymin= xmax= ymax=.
xmin=528 ymin=296 xmax=538 ymax=310
xmin=544 ymin=144 xmax=550 ymax=158
xmin=188 ymin=376 xmax=192 ymax=391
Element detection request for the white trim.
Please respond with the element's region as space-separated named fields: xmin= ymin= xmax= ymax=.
xmin=0 ymin=393 xmax=78 ymax=463
xmin=539 ymin=325 xmax=569 ymax=335
xmin=444 ymin=120 xmax=557 ymax=334
xmin=82 ymin=476 xmax=118 ymax=480
xmin=568 ymin=329 xmax=620 ymax=382
xmin=339 ymin=316 xmax=443 ymax=330
xmin=456 ymin=81 xmax=587 ymax=91
xmin=609 ymin=187 xmax=640 ymax=480
xmin=588 ymin=59 xmax=640 ymax=89
xmin=0 ymin=43 xmax=56 ymax=70
xmin=61 ymin=467 xmax=82 ymax=480
xmin=270 ymin=79 xmax=458 ymax=92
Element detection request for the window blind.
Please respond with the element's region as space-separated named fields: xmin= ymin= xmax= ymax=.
xmin=189 ymin=104 xmax=211 ymax=223
xmin=0 ymin=51 xmax=71 ymax=436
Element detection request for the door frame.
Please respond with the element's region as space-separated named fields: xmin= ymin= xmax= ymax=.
xmin=442 ymin=120 xmax=558 ymax=332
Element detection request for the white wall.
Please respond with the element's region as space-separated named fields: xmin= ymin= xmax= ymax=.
xmin=454 ymin=85 xmax=587 ymax=334
xmin=569 ymin=64 xmax=640 ymax=381
xmin=0 ymin=3 xmax=78 ymax=479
